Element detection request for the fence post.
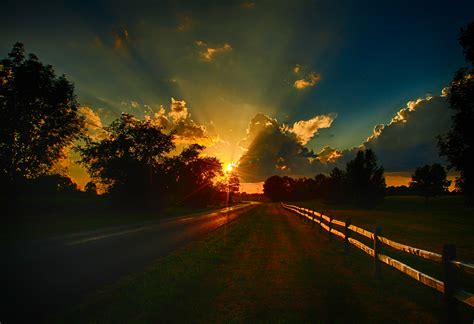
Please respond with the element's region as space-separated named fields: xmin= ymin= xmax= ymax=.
xmin=442 ymin=244 xmax=458 ymax=323
xmin=328 ymin=215 xmax=333 ymax=241
xmin=373 ymin=226 xmax=381 ymax=279
xmin=319 ymin=212 xmax=323 ymax=233
xmin=344 ymin=218 xmax=352 ymax=254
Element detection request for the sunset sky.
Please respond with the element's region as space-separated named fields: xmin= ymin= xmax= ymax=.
xmin=2 ymin=0 xmax=473 ymax=192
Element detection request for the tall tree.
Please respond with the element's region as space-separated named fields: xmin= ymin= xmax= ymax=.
xmin=438 ymin=22 xmax=474 ymax=205
xmin=165 ymin=144 xmax=223 ymax=207
xmin=410 ymin=164 xmax=451 ymax=199
xmin=345 ymin=149 xmax=385 ymax=205
xmin=77 ymin=113 xmax=174 ymax=206
xmin=0 ymin=43 xmax=84 ymax=190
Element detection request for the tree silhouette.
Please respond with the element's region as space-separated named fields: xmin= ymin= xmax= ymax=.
xmin=264 ymin=175 xmax=290 ymax=201
xmin=0 ymin=43 xmax=84 ymax=194
xmin=410 ymin=164 xmax=451 ymax=200
xmin=77 ymin=113 xmax=174 ymax=206
xmin=164 ymin=144 xmax=223 ymax=207
xmin=326 ymin=167 xmax=347 ymax=203
xmin=438 ymin=22 xmax=474 ymax=205
xmin=345 ymin=149 xmax=385 ymax=206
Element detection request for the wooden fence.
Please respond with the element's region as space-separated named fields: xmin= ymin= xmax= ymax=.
xmin=281 ymin=203 xmax=474 ymax=320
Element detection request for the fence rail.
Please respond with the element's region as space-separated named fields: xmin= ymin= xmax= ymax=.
xmin=281 ymin=202 xmax=474 ymax=315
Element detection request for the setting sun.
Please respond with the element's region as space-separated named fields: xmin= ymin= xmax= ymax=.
xmin=224 ymin=162 xmax=234 ymax=173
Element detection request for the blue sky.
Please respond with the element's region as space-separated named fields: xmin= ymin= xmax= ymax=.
xmin=2 ymin=0 xmax=473 ymax=186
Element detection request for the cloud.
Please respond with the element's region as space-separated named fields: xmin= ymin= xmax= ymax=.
xmin=169 ymin=97 xmax=190 ymax=122
xmin=284 ymin=113 xmax=337 ymax=145
xmin=144 ymin=97 xmax=215 ymax=146
xmin=236 ymin=89 xmax=453 ymax=182
xmin=196 ymin=41 xmax=232 ymax=61
xmin=294 ymin=72 xmax=321 ymax=89
xmin=317 ymin=146 xmax=342 ymax=163
xmin=237 ymin=113 xmax=332 ymax=182
xmin=360 ymin=94 xmax=451 ymax=171
xmin=79 ymin=106 xmax=106 ymax=140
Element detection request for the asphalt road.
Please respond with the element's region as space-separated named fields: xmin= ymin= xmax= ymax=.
xmin=1 ymin=202 xmax=259 ymax=323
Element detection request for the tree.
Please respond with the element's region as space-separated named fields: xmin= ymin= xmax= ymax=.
xmin=438 ymin=22 xmax=474 ymax=205
xmin=345 ymin=149 xmax=385 ymax=205
xmin=0 ymin=43 xmax=84 ymax=192
xmin=264 ymin=175 xmax=289 ymax=201
xmin=77 ymin=113 xmax=174 ymax=206
xmin=326 ymin=167 xmax=347 ymax=203
xmin=164 ymin=144 xmax=223 ymax=207
xmin=410 ymin=164 xmax=451 ymax=199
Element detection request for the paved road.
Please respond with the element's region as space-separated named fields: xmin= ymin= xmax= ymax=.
xmin=1 ymin=202 xmax=259 ymax=323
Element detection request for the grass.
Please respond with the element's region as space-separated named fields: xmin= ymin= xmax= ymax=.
xmin=292 ymin=195 xmax=474 ymax=261
xmin=56 ymin=202 xmax=474 ymax=323
xmin=2 ymin=194 xmax=229 ymax=241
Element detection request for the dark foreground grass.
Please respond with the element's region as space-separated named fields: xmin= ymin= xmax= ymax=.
xmin=56 ymin=203 xmax=473 ymax=323
xmin=2 ymin=195 xmax=225 ymax=241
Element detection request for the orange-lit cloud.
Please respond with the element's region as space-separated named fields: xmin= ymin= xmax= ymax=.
xmin=196 ymin=41 xmax=232 ymax=61
xmin=79 ymin=106 xmax=106 ymax=140
xmin=294 ymin=72 xmax=321 ymax=89
xmin=317 ymin=146 xmax=342 ymax=163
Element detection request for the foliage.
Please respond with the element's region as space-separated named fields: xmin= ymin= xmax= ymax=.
xmin=263 ymin=149 xmax=385 ymax=205
xmin=263 ymin=175 xmax=296 ymax=201
xmin=438 ymin=22 xmax=474 ymax=205
xmin=77 ymin=113 xmax=175 ymax=206
xmin=410 ymin=164 xmax=451 ymax=199
xmin=163 ymin=144 xmax=223 ymax=207
xmin=0 ymin=43 xmax=84 ymax=190
xmin=345 ymin=149 xmax=386 ymax=205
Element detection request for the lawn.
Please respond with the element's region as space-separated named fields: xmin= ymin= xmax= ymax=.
xmin=56 ymin=203 xmax=474 ymax=323
xmin=292 ymin=195 xmax=474 ymax=261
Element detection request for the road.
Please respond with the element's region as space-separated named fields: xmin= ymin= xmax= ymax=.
xmin=54 ymin=203 xmax=448 ymax=323
xmin=1 ymin=202 xmax=258 ymax=323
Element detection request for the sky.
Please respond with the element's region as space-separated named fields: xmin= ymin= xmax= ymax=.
xmin=2 ymin=0 xmax=474 ymax=192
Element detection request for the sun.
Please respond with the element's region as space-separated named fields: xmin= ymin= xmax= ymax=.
xmin=224 ymin=162 xmax=234 ymax=173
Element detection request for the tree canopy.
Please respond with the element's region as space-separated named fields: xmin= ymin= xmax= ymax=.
xmin=410 ymin=164 xmax=451 ymax=199
xmin=77 ymin=113 xmax=175 ymax=206
xmin=0 ymin=43 xmax=84 ymax=189
xmin=263 ymin=149 xmax=385 ymax=206
xmin=438 ymin=22 xmax=474 ymax=205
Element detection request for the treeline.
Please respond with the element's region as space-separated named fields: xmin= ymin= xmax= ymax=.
xmin=0 ymin=43 xmax=238 ymax=214
xmin=263 ymin=149 xmax=386 ymax=206
xmin=264 ymin=159 xmax=453 ymax=205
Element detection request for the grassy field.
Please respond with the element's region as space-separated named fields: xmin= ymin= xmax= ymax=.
xmin=293 ymin=195 xmax=474 ymax=261
xmin=56 ymin=202 xmax=473 ymax=323
xmin=2 ymin=195 xmax=228 ymax=241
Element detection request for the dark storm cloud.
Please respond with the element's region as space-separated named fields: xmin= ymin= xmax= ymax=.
xmin=238 ymin=91 xmax=453 ymax=182
xmin=237 ymin=113 xmax=332 ymax=182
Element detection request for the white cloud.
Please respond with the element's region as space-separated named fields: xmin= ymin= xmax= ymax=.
xmin=285 ymin=114 xmax=336 ymax=145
